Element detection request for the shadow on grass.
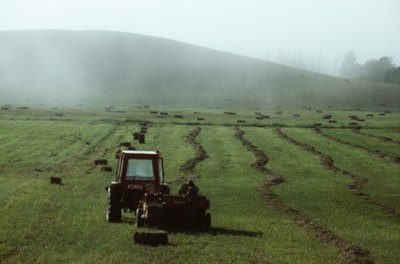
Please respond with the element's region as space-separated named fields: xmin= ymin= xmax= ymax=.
xmin=120 ymin=215 xmax=263 ymax=238
xmin=162 ymin=226 xmax=263 ymax=238
xmin=209 ymin=227 xmax=263 ymax=237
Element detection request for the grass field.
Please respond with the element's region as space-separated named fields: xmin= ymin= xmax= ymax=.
xmin=0 ymin=105 xmax=399 ymax=263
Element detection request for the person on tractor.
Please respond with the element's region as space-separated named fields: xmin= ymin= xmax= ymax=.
xmin=183 ymin=180 xmax=198 ymax=226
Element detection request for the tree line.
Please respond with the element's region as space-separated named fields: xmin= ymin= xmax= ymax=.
xmin=340 ymin=52 xmax=400 ymax=84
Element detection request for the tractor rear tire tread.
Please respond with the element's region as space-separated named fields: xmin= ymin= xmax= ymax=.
xmin=107 ymin=185 xmax=122 ymax=222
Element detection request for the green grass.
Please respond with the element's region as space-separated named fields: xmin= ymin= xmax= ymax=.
xmin=359 ymin=128 xmax=400 ymax=143
xmin=282 ymin=128 xmax=400 ymax=213
xmin=0 ymin=107 xmax=399 ymax=263
xmin=1 ymin=106 xmax=399 ymax=129
xmin=242 ymin=127 xmax=400 ymax=264
xmin=321 ymin=128 xmax=400 ymax=157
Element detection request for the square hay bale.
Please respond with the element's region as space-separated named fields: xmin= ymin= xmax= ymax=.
xmin=101 ymin=167 xmax=113 ymax=172
xmin=94 ymin=159 xmax=108 ymax=166
xmin=120 ymin=142 xmax=131 ymax=147
xmin=50 ymin=177 xmax=62 ymax=184
xmin=133 ymin=231 xmax=168 ymax=246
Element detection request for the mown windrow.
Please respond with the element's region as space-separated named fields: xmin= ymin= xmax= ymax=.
xmin=234 ymin=127 xmax=373 ymax=264
xmin=352 ymin=129 xmax=400 ymax=145
xmin=275 ymin=127 xmax=398 ymax=219
xmin=180 ymin=126 xmax=209 ymax=179
xmin=316 ymin=128 xmax=400 ymax=164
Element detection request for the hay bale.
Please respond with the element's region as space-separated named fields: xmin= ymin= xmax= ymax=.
xmin=101 ymin=167 xmax=113 ymax=172
xmin=197 ymin=117 xmax=205 ymax=121
xmin=323 ymin=115 xmax=332 ymax=119
xmin=133 ymin=132 xmax=139 ymax=140
xmin=133 ymin=231 xmax=168 ymax=246
xmin=94 ymin=159 xmax=108 ymax=165
xmin=50 ymin=177 xmax=62 ymax=184
xmin=237 ymin=120 xmax=246 ymax=123
xmin=139 ymin=134 xmax=145 ymax=144
xmin=120 ymin=142 xmax=131 ymax=147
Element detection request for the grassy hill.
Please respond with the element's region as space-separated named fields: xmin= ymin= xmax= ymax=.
xmin=0 ymin=30 xmax=399 ymax=108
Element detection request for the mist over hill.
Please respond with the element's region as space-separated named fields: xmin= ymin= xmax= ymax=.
xmin=0 ymin=30 xmax=399 ymax=108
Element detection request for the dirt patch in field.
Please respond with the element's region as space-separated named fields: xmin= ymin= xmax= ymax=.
xmin=352 ymin=129 xmax=400 ymax=145
xmin=234 ymin=127 xmax=373 ymax=264
xmin=179 ymin=126 xmax=209 ymax=179
xmin=275 ymin=127 xmax=398 ymax=219
xmin=315 ymin=128 xmax=399 ymax=164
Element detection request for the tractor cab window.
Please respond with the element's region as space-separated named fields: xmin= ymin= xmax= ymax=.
xmin=126 ymin=159 xmax=154 ymax=181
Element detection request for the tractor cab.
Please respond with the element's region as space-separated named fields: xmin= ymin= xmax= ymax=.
xmin=115 ymin=150 xmax=168 ymax=190
xmin=106 ymin=150 xmax=170 ymax=222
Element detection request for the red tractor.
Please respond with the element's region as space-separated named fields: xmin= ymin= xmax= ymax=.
xmin=106 ymin=149 xmax=211 ymax=228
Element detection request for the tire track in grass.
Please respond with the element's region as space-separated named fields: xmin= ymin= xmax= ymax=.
xmin=234 ymin=127 xmax=373 ymax=264
xmin=275 ymin=127 xmax=398 ymax=219
xmin=315 ymin=128 xmax=400 ymax=164
xmin=179 ymin=126 xmax=209 ymax=180
xmin=352 ymin=129 xmax=400 ymax=145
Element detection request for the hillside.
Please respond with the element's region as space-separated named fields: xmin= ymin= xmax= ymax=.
xmin=0 ymin=30 xmax=399 ymax=108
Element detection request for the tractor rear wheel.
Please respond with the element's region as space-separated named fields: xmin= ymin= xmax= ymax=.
xmin=136 ymin=208 xmax=144 ymax=227
xmin=204 ymin=213 xmax=211 ymax=229
xmin=107 ymin=185 xmax=121 ymax=222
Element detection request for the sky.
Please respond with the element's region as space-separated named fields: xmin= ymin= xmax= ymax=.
xmin=1 ymin=0 xmax=399 ymax=75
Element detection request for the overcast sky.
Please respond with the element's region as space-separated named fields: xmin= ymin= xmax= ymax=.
xmin=1 ymin=0 xmax=399 ymax=74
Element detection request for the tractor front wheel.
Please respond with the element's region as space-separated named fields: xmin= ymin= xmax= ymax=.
xmin=136 ymin=208 xmax=144 ymax=227
xmin=106 ymin=185 xmax=121 ymax=222
xmin=204 ymin=213 xmax=211 ymax=229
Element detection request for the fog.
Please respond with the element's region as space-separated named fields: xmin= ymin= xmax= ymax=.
xmin=0 ymin=1 xmax=399 ymax=108
xmin=1 ymin=0 xmax=399 ymax=75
